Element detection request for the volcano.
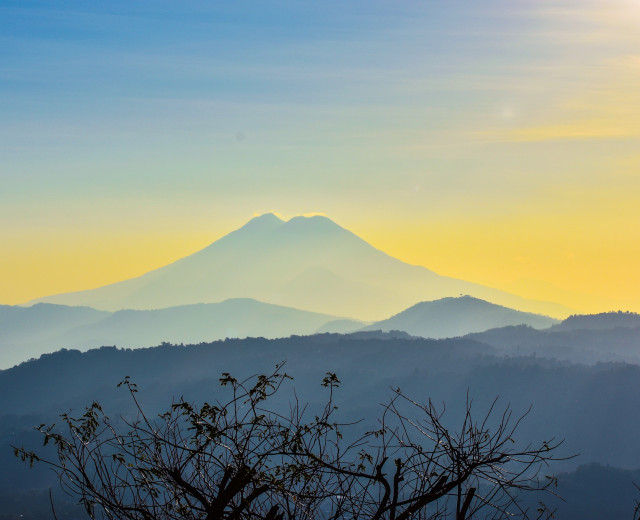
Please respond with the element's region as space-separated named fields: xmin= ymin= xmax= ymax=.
xmin=31 ymin=214 xmax=569 ymax=320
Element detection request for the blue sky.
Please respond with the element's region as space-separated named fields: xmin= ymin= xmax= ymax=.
xmin=2 ymin=0 xmax=640 ymax=312
xmin=1 ymin=1 xmax=565 ymax=205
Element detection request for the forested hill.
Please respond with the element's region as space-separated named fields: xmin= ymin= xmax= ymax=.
xmin=2 ymin=332 xmax=640 ymax=519
xmin=467 ymin=321 xmax=640 ymax=364
xmin=2 ymin=332 xmax=639 ymax=467
xmin=551 ymin=311 xmax=640 ymax=331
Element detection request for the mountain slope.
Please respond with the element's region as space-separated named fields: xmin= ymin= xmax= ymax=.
xmin=0 ymin=299 xmax=348 ymax=369
xmin=31 ymin=214 xmax=571 ymax=320
xmin=3 ymin=334 xmax=640 ymax=470
xmin=550 ymin=311 xmax=640 ymax=331
xmin=0 ymin=304 xmax=109 ymax=368
xmin=3 ymin=335 xmax=640 ymax=518
xmin=362 ymin=296 xmax=558 ymax=338
xmin=468 ymin=319 xmax=640 ymax=365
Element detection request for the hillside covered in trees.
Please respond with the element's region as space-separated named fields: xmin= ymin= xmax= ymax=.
xmin=3 ymin=330 xmax=640 ymax=518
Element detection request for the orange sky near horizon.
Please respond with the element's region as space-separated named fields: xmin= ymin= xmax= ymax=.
xmin=1 ymin=1 xmax=639 ymax=316
xmin=1 ymin=207 xmax=638 ymax=317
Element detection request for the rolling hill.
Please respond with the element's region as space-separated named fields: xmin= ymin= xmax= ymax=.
xmin=550 ymin=311 xmax=640 ymax=331
xmin=0 ymin=299 xmax=358 ymax=369
xmin=362 ymin=296 xmax=557 ymax=338
xmin=468 ymin=316 xmax=640 ymax=365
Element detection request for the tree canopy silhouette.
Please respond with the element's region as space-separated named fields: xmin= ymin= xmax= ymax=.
xmin=15 ymin=365 xmax=563 ymax=519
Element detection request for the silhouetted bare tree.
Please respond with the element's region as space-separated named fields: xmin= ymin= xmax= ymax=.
xmin=15 ymin=365 xmax=563 ymax=519
xmin=320 ymin=391 xmax=561 ymax=520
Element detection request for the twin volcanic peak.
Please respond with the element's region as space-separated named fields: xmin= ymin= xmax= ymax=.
xmin=30 ymin=213 xmax=570 ymax=320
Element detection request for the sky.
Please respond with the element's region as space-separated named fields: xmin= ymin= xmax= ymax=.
xmin=1 ymin=0 xmax=639 ymax=314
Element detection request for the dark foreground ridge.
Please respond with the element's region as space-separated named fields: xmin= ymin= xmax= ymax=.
xmin=2 ymin=331 xmax=640 ymax=518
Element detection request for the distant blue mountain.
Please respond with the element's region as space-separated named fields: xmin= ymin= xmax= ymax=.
xmin=0 ymin=299 xmax=353 ymax=369
xmin=362 ymin=296 xmax=557 ymax=338
xmin=468 ymin=318 xmax=640 ymax=365
xmin=550 ymin=311 xmax=640 ymax=331
xmin=0 ymin=303 xmax=109 ymax=369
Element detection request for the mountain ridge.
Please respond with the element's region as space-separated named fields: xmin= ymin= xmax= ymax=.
xmin=550 ymin=311 xmax=640 ymax=331
xmin=0 ymin=298 xmax=361 ymax=369
xmin=362 ymin=296 xmax=558 ymax=338
xmin=13 ymin=295 xmax=636 ymax=370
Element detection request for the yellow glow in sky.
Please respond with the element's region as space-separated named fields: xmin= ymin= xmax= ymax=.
xmin=2 ymin=1 xmax=639 ymax=317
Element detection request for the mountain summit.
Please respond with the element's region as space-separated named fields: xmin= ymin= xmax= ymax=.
xmin=363 ymin=296 xmax=558 ymax=338
xmin=31 ymin=214 xmax=569 ymax=320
